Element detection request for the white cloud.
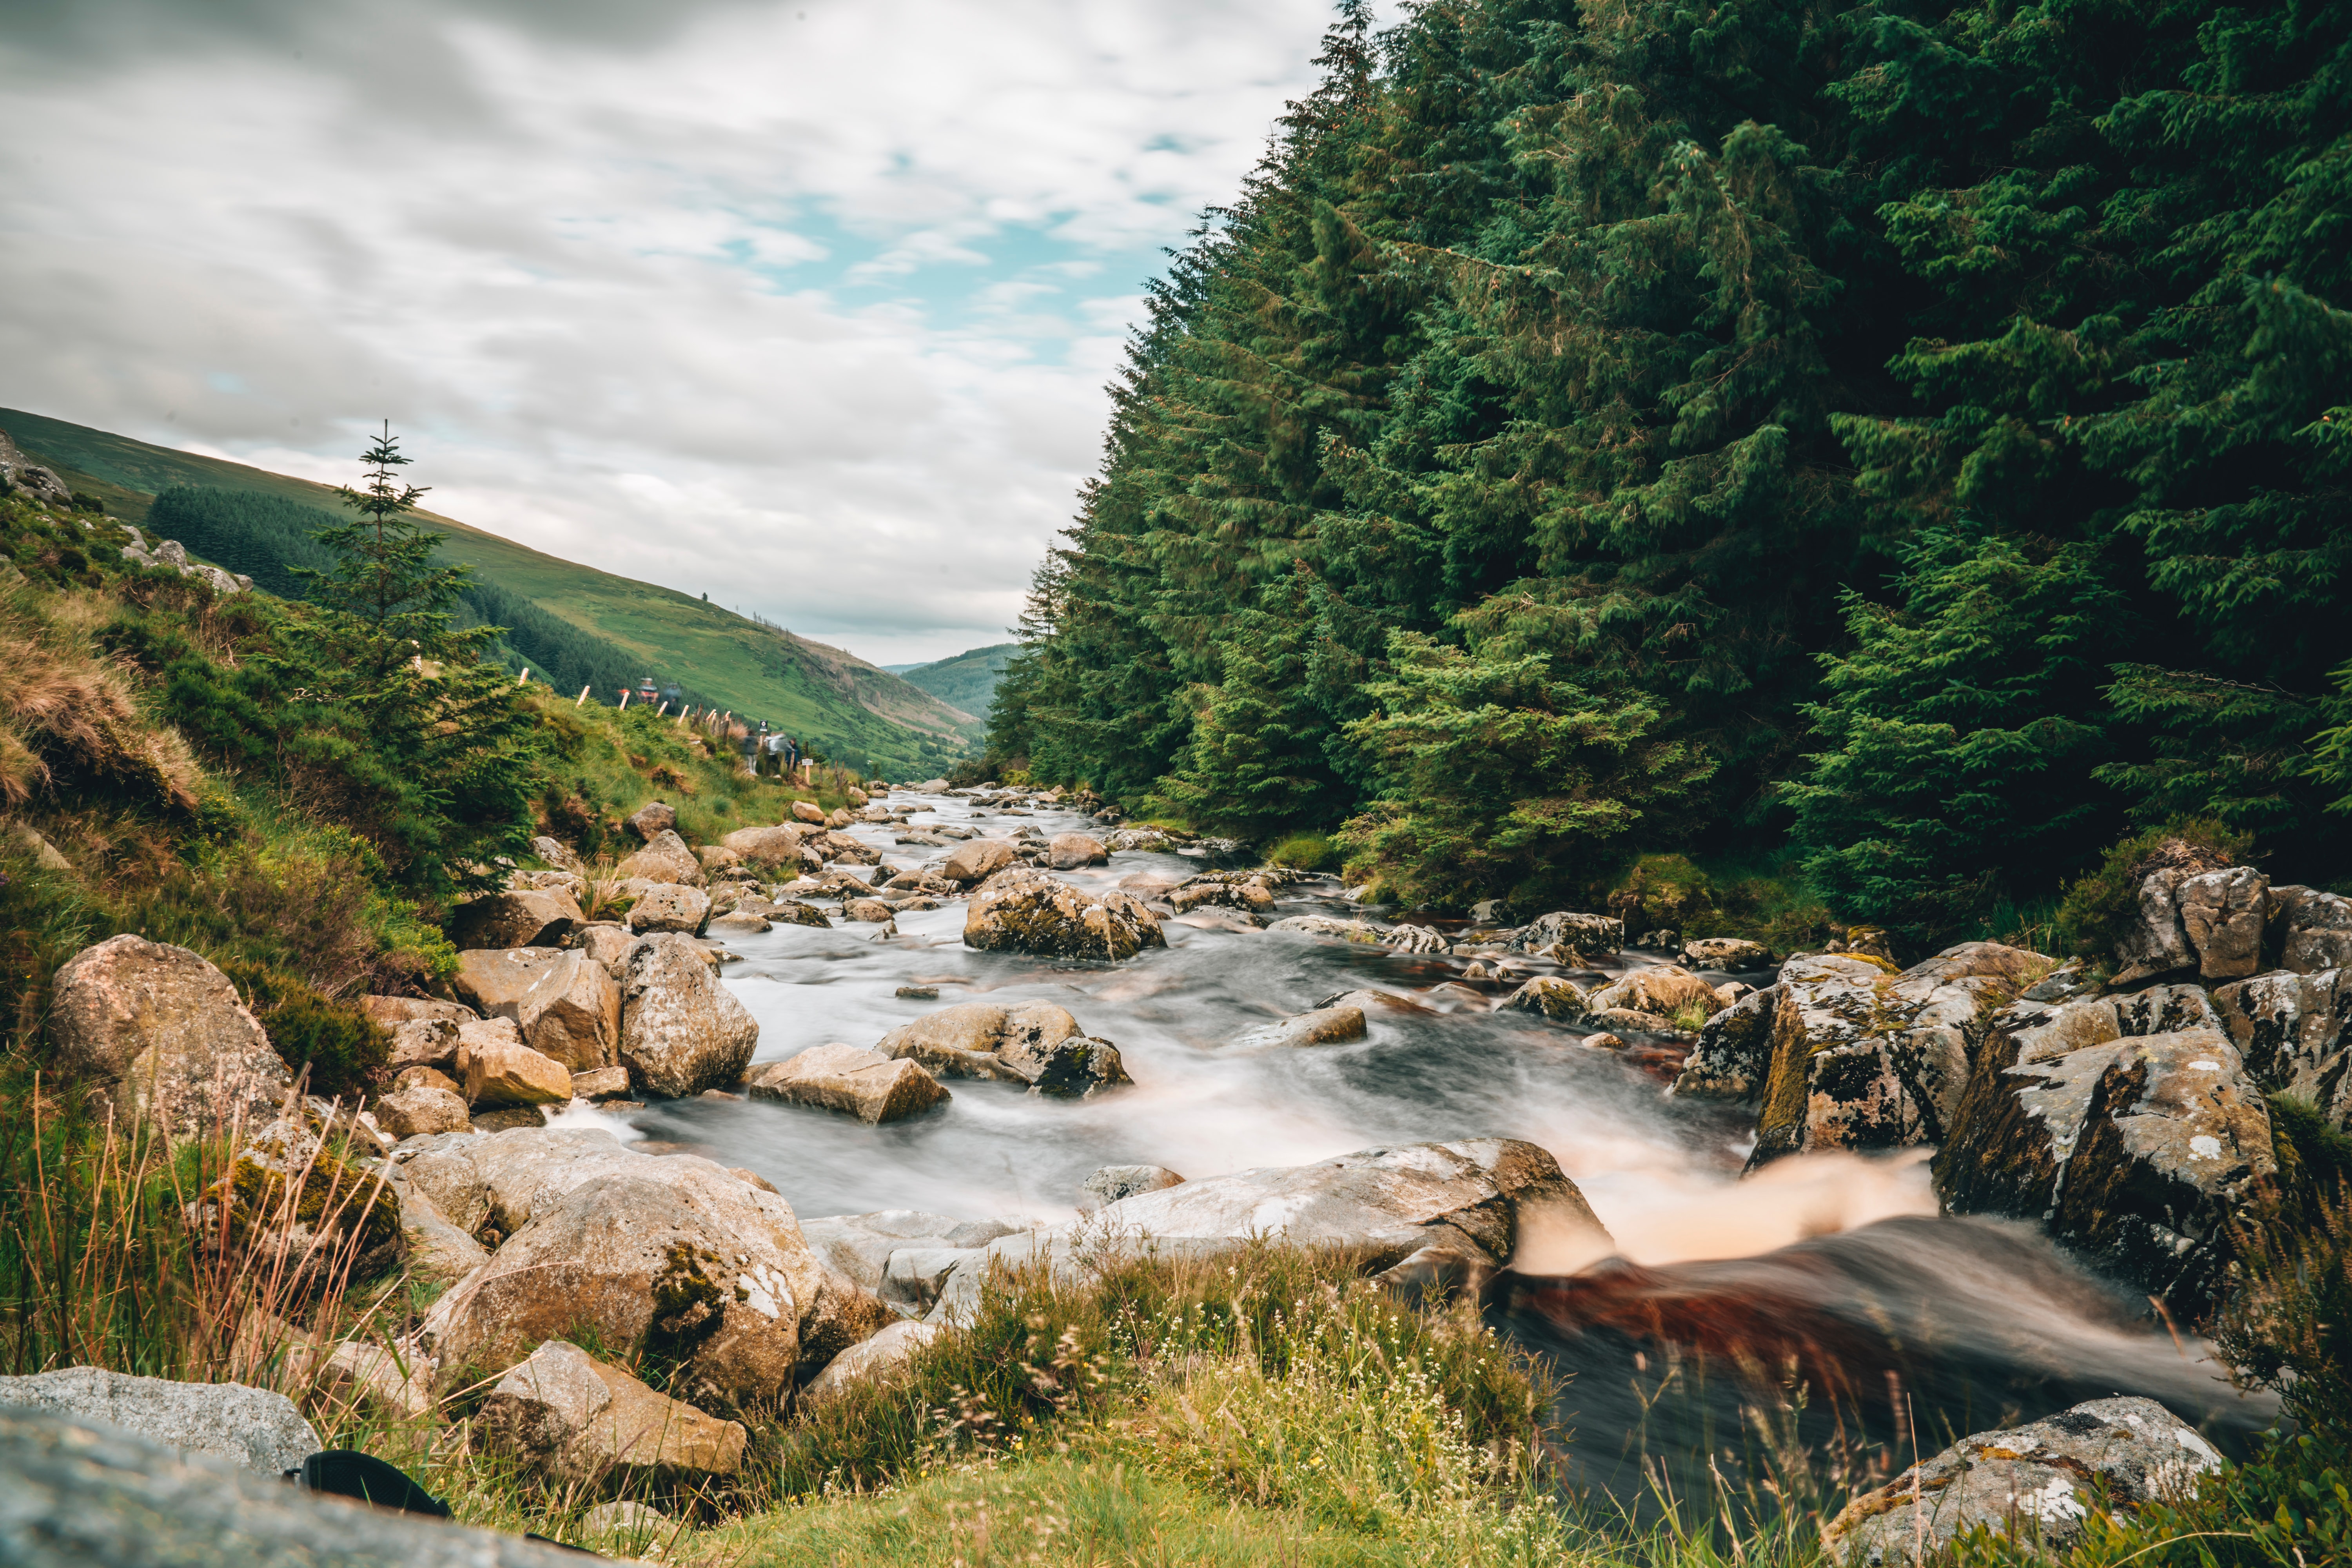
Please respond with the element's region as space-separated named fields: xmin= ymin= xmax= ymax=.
xmin=0 ymin=0 xmax=1352 ymax=665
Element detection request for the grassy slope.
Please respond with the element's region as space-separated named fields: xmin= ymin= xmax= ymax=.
xmin=895 ymin=640 xmax=1018 ymax=720
xmin=0 ymin=408 xmax=982 ymax=773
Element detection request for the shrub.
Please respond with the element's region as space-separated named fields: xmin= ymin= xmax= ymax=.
xmin=218 ymin=960 xmax=390 ymax=1100
xmin=2049 ymin=818 xmax=2255 ymax=960
xmin=1266 ymin=833 xmax=1338 ymax=872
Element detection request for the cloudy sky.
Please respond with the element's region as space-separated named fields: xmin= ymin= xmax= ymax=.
xmin=0 ymin=0 xmax=1354 ymax=665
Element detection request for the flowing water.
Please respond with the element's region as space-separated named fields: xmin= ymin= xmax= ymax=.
xmin=577 ymin=788 xmax=2274 ymax=1500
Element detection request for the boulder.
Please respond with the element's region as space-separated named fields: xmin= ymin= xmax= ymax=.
xmin=1508 ymin=912 xmax=1623 ymax=959
xmin=746 ymin=1045 xmax=950 ymax=1124
xmin=719 ymin=824 xmax=807 ymax=869
xmin=570 ymin=1065 xmax=631 ymax=1101
xmin=615 ymin=829 xmax=703 ymax=888
xmin=791 ymin=800 xmax=827 ymax=825
xmin=841 ymin=898 xmax=895 ymax=924
xmin=313 ymin=1340 xmax=434 ymax=1420
xmin=0 ymin=1367 xmax=319 ymax=1475
xmin=1001 ymin=1032 xmax=1131 ymax=1098
xmin=626 ymin=882 xmax=710 ymax=935
xmin=694 ymin=846 xmax=744 ymax=874
xmin=417 ymin=1141 xmax=822 ymax=1409
xmin=510 ymin=949 xmax=619 ymax=1071
xmin=1046 ymin=832 xmax=1108 ymax=869
xmin=384 ymin=1016 xmax=460 ymax=1074
xmin=572 ymin=925 xmax=641 ymax=982
xmin=762 ymin=900 xmax=833 ymax=929
xmin=1679 ymin=936 xmax=1773 ymax=970
xmin=963 ymin=868 xmax=1164 ymax=962
xmin=1500 ymin=976 xmax=1589 ymax=1022
xmin=709 ymin=910 xmax=771 ymax=934
xmin=449 ymin=888 xmax=584 ymax=953
xmin=1232 ymin=1005 xmax=1367 ymax=1049
xmin=2276 ymin=887 xmax=2352 ymax=975
xmin=942 ymin=838 xmax=1018 ymax=884
xmin=800 ymin=1319 xmax=940 ymax=1402
xmin=798 ymin=1210 xmax=1024 ymax=1292
xmin=383 ymin=1168 xmax=490 ymax=1287
xmin=463 ymin=1034 xmax=575 ymax=1108
xmin=625 ymin=802 xmax=677 ymax=841
xmin=392 ymin=1065 xmax=462 ymax=1097
xmin=530 ymin=835 xmax=583 ymax=871
xmin=479 ymin=1340 xmax=746 ymax=1480
xmin=2178 ymin=866 xmax=2268 ymax=980
xmin=49 ymin=934 xmax=292 ymax=1138
xmin=1078 ymin=1164 xmax=1183 ymax=1212
xmin=360 ymin=995 xmax=476 ymax=1026
xmin=1588 ymin=965 xmax=1722 ymax=1023
xmin=1937 ymin=993 xmax=2274 ymax=1310
xmin=1267 ymin=914 xmax=1386 ymax=943
xmin=372 ymin=1086 xmax=471 ymax=1140
xmin=1824 ymin=1397 xmax=2223 ymax=1564
xmin=618 ymin=933 xmax=759 ymax=1098
xmin=933 ymin=1139 xmax=1606 ymax=1321
xmin=1670 ymin=985 xmax=1779 ymax=1100
xmin=1169 ymin=880 xmax=1274 ymax=915
xmin=876 ymin=1002 xmax=1058 ymax=1082
xmin=451 ymin=947 xmax=570 ymax=1018
xmin=2211 ymin=967 xmax=2352 ymax=1125
xmin=1748 ymin=944 xmax=2049 ymax=1169
xmin=1384 ymin=923 xmax=1449 ymax=956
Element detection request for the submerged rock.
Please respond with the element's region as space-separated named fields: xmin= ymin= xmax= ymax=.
xmin=1509 ymin=911 xmax=1624 ymax=960
xmin=1230 ymin=1005 xmax=1367 ymax=1049
xmin=964 ymin=868 xmax=1164 ymax=962
xmin=746 ymin=1045 xmax=950 ymax=1124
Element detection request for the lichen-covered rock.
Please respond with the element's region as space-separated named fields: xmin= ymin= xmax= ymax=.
xmin=964 ymin=868 xmax=1164 ymax=961
xmin=479 ymin=1340 xmax=747 ymax=1480
xmin=1824 ymin=1397 xmax=2223 ymax=1564
xmin=1170 ymin=880 xmax=1274 ymax=915
xmin=1508 ymin=911 xmax=1623 ymax=959
xmin=615 ymin=829 xmax=703 ymax=887
xmin=1501 ymin=976 xmax=1590 ymax=1021
xmin=626 ymin=882 xmax=710 ymax=935
xmin=1383 ymin=922 xmax=1449 ymax=955
xmin=1680 ymin=936 xmax=1773 ymax=970
xmin=0 ymin=1367 xmax=319 ymax=1475
xmin=2178 ymin=866 xmax=2268 ymax=980
xmin=185 ymin=1109 xmax=400 ymax=1292
xmin=840 ymin=897 xmax=895 ymax=924
xmin=1265 ymin=914 xmax=1385 ymax=943
xmin=2274 ymin=886 xmax=2352 ymax=975
xmin=531 ymin=835 xmax=583 ymax=871
xmin=1231 ymin=1005 xmax=1367 ymax=1049
xmin=50 ymin=935 xmax=292 ymax=1138
xmin=619 ymin=933 xmax=759 ymax=1097
xmin=875 ymin=1000 xmax=1038 ymax=1080
xmin=2211 ymin=967 xmax=2352 ymax=1125
xmin=418 ymin=1143 xmax=822 ymax=1410
xmin=1590 ymin=965 xmax=1722 ymax=1023
xmin=448 ymin=888 xmax=583 ymax=951
xmin=1670 ymin=984 xmax=1780 ymax=1101
xmin=746 ymin=1045 xmax=950 ymax=1123
xmin=1000 ymin=1033 xmax=1131 ymax=1098
xmin=1749 ymin=944 xmax=2048 ymax=1170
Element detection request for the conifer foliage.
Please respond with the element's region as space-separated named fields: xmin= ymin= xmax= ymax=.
xmin=994 ymin=0 xmax=2352 ymax=929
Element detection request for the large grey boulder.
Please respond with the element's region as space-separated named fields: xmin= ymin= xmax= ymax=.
xmin=626 ymin=882 xmax=711 ymax=935
xmin=509 ymin=949 xmax=620 ymax=1071
xmin=941 ymin=838 xmax=1018 ymax=884
xmin=1823 ymin=1397 xmax=2223 ymax=1564
xmin=963 ymin=868 xmax=1164 ymax=962
xmin=1937 ymin=991 xmax=2273 ymax=1312
xmin=1747 ymin=944 xmax=2049 ymax=1169
xmin=2118 ymin=862 xmax=2269 ymax=983
xmin=1047 ymin=832 xmax=1108 ymax=869
xmin=746 ymin=1045 xmax=950 ymax=1124
xmin=49 ymin=935 xmax=292 ymax=1138
xmin=719 ymin=823 xmax=808 ymax=869
xmin=619 ymin=932 xmax=758 ymax=1096
xmin=447 ymin=888 xmax=583 ymax=951
xmin=876 ymin=1000 xmax=1131 ymax=1097
xmin=0 ymin=1368 xmax=318 ymax=1475
xmin=0 ymin=1404 xmax=583 ymax=1568
xmin=929 ymin=1138 xmax=1603 ymax=1322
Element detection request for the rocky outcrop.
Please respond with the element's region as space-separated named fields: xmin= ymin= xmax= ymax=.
xmin=479 ymin=1339 xmax=746 ymax=1479
xmin=941 ymin=838 xmax=1018 ymax=884
xmin=2276 ymin=887 xmax=2352 ymax=974
xmin=0 ymin=1367 xmax=319 ymax=1475
xmin=746 ymin=1045 xmax=950 ymax=1123
xmin=615 ymin=829 xmax=703 ymax=887
xmin=930 ymin=1139 xmax=1605 ymax=1321
xmin=874 ymin=1000 xmax=1131 ymax=1096
xmin=0 ymin=428 xmax=75 ymax=506
xmin=1824 ymin=1397 xmax=2223 ymax=1564
xmin=447 ymin=888 xmax=582 ymax=951
xmin=626 ymin=882 xmax=710 ymax=935
xmin=416 ymin=1135 xmax=823 ymax=1409
xmin=1748 ymin=944 xmax=2049 ymax=1169
xmin=2118 ymin=862 xmax=2278 ymax=984
xmin=1231 ymin=1005 xmax=1367 ymax=1049
xmin=618 ymin=933 xmax=759 ymax=1097
xmin=964 ymin=868 xmax=1164 ymax=962
xmin=50 ymin=935 xmax=292 ymax=1138
xmin=2211 ymin=967 xmax=2352 ymax=1124
xmin=1936 ymin=987 xmax=2272 ymax=1311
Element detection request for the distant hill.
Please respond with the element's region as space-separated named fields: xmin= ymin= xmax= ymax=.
xmin=894 ymin=642 xmax=1018 ymax=720
xmin=0 ymin=408 xmax=980 ymax=776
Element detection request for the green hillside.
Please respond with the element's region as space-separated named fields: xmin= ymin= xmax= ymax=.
xmin=895 ymin=641 xmax=1017 ymax=720
xmin=0 ymin=408 xmax=980 ymax=776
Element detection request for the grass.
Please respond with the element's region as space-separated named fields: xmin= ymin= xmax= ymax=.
xmin=0 ymin=405 xmax=978 ymax=775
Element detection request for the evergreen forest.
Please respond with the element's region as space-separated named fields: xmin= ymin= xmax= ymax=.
xmin=989 ymin=0 xmax=2352 ymax=945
